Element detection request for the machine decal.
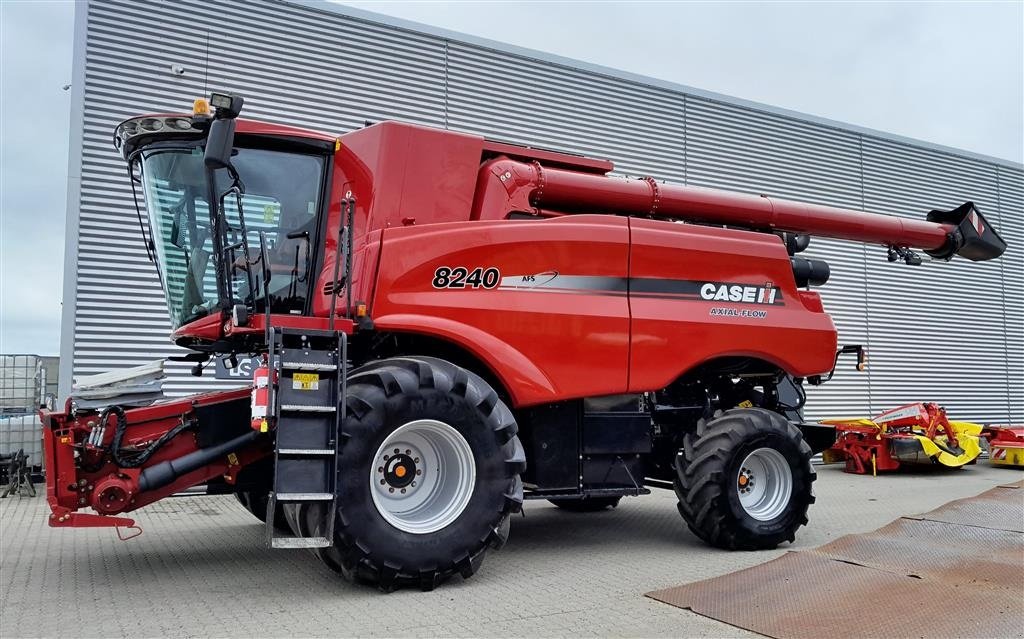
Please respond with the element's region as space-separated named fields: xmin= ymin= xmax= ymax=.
xmin=432 ymin=266 xmax=501 ymax=289
xmin=699 ymin=282 xmax=779 ymax=305
xmin=486 ymin=273 xmax=786 ymax=305
xmin=499 ymin=272 xmax=627 ymax=293
xmin=709 ymin=307 xmax=768 ymax=319
xmin=500 ymin=270 xmax=560 ymax=288
xmin=292 ymin=373 xmax=320 ymax=391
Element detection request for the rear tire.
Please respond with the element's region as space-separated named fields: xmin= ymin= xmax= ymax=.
xmin=674 ymin=408 xmax=814 ymax=550
xmin=290 ymin=357 xmax=525 ymax=591
xmin=549 ymin=496 xmax=621 ymax=512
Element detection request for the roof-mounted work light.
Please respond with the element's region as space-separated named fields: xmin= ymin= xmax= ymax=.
xmin=210 ymin=92 xmax=244 ymax=119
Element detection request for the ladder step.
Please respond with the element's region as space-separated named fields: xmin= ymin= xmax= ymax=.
xmin=278 ymin=448 xmax=335 ymax=456
xmin=280 ymin=362 xmax=338 ymax=372
xmin=275 ymin=492 xmax=335 ymax=501
xmin=267 ymin=328 xmax=345 ymax=553
xmin=280 ymin=404 xmax=336 ymax=413
xmin=271 ymin=537 xmax=332 ymax=549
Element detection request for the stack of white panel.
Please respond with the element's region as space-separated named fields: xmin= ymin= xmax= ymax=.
xmin=71 ymin=360 xmax=166 ymax=410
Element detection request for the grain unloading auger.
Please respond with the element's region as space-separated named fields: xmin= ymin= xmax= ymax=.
xmin=472 ymin=156 xmax=1005 ymax=264
xmin=41 ymin=93 xmax=1006 ymax=591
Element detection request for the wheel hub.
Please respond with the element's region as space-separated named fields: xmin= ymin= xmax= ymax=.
xmin=370 ymin=419 xmax=476 ymax=534
xmin=737 ymin=467 xmax=755 ymax=494
xmin=382 ymin=452 xmax=418 ymax=489
xmin=736 ymin=447 xmax=793 ymax=521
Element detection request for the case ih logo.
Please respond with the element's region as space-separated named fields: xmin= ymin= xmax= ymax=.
xmin=700 ymin=281 xmax=780 ymax=305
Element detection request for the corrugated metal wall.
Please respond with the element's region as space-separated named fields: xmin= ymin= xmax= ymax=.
xmin=63 ymin=0 xmax=1023 ymax=421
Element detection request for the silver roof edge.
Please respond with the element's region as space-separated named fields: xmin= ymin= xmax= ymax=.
xmin=282 ymin=0 xmax=1022 ymax=171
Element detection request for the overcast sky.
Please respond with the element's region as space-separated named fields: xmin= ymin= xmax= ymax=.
xmin=1 ymin=1 xmax=1021 ymax=357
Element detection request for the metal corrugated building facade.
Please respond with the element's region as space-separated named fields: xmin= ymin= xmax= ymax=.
xmin=61 ymin=0 xmax=1023 ymax=422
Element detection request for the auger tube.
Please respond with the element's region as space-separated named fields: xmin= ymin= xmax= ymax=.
xmin=476 ymin=159 xmax=1006 ymax=261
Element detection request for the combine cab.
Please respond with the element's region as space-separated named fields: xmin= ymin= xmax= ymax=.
xmin=41 ymin=92 xmax=1006 ymax=590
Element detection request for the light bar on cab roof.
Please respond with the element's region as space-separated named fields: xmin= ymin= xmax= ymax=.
xmin=113 ymin=115 xmax=202 ymax=158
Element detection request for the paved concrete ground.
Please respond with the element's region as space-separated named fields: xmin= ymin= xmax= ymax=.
xmin=2 ymin=463 xmax=1021 ymax=638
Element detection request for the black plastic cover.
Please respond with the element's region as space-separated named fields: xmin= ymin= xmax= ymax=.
xmin=790 ymin=257 xmax=831 ymax=288
xmin=518 ymin=402 xmax=580 ymax=491
xmin=581 ymin=413 xmax=652 ymax=454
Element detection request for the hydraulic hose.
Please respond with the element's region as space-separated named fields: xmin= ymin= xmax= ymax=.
xmin=105 ymin=405 xmax=197 ymax=469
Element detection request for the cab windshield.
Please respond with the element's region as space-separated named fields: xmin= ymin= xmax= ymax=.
xmin=139 ymin=145 xmax=326 ymax=329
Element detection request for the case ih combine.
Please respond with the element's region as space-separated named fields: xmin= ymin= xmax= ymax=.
xmin=43 ymin=93 xmax=1006 ymax=590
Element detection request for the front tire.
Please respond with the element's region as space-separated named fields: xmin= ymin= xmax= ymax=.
xmin=674 ymin=408 xmax=814 ymax=550
xmin=235 ymin=491 xmax=291 ymax=533
xmin=292 ymin=357 xmax=525 ymax=591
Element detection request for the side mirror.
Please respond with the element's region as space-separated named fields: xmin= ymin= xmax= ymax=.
xmin=204 ymin=117 xmax=236 ymax=170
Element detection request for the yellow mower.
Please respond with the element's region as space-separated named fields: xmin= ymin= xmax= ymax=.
xmin=822 ymin=402 xmax=982 ymax=475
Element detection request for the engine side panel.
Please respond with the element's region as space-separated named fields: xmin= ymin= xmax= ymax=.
xmin=370 ymin=216 xmax=632 ymax=406
xmin=628 ymin=218 xmax=837 ymax=390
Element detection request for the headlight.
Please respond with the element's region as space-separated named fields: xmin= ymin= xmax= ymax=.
xmin=139 ymin=118 xmax=164 ymax=132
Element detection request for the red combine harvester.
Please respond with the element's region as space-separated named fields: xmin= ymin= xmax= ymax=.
xmin=43 ymin=93 xmax=1006 ymax=590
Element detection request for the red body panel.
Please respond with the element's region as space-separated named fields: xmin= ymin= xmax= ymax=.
xmin=312 ymin=123 xmax=486 ymax=317
xmin=368 ymin=214 xmax=836 ymax=406
xmin=371 ymin=216 xmax=632 ymax=406
xmin=627 ymin=219 xmax=836 ymax=391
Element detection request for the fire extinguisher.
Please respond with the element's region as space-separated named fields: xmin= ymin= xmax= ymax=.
xmin=251 ymin=357 xmax=275 ymax=432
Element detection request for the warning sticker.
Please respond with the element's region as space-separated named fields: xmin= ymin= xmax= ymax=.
xmin=264 ymin=203 xmax=279 ymax=223
xmin=293 ymin=373 xmax=320 ymax=391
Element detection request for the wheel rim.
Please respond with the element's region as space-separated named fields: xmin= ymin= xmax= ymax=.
xmin=370 ymin=419 xmax=476 ymax=534
xmin=736 ymin=447 xmax=793 ymax=521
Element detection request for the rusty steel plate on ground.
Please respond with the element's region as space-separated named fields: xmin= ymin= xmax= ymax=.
xmin=647 ymin=483 xmax=1024 ymax=638
xmin=816 ymin=518 xmax=1022 ymax=596
xmin=904 ymin=481 xmax=1024 ymax=533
